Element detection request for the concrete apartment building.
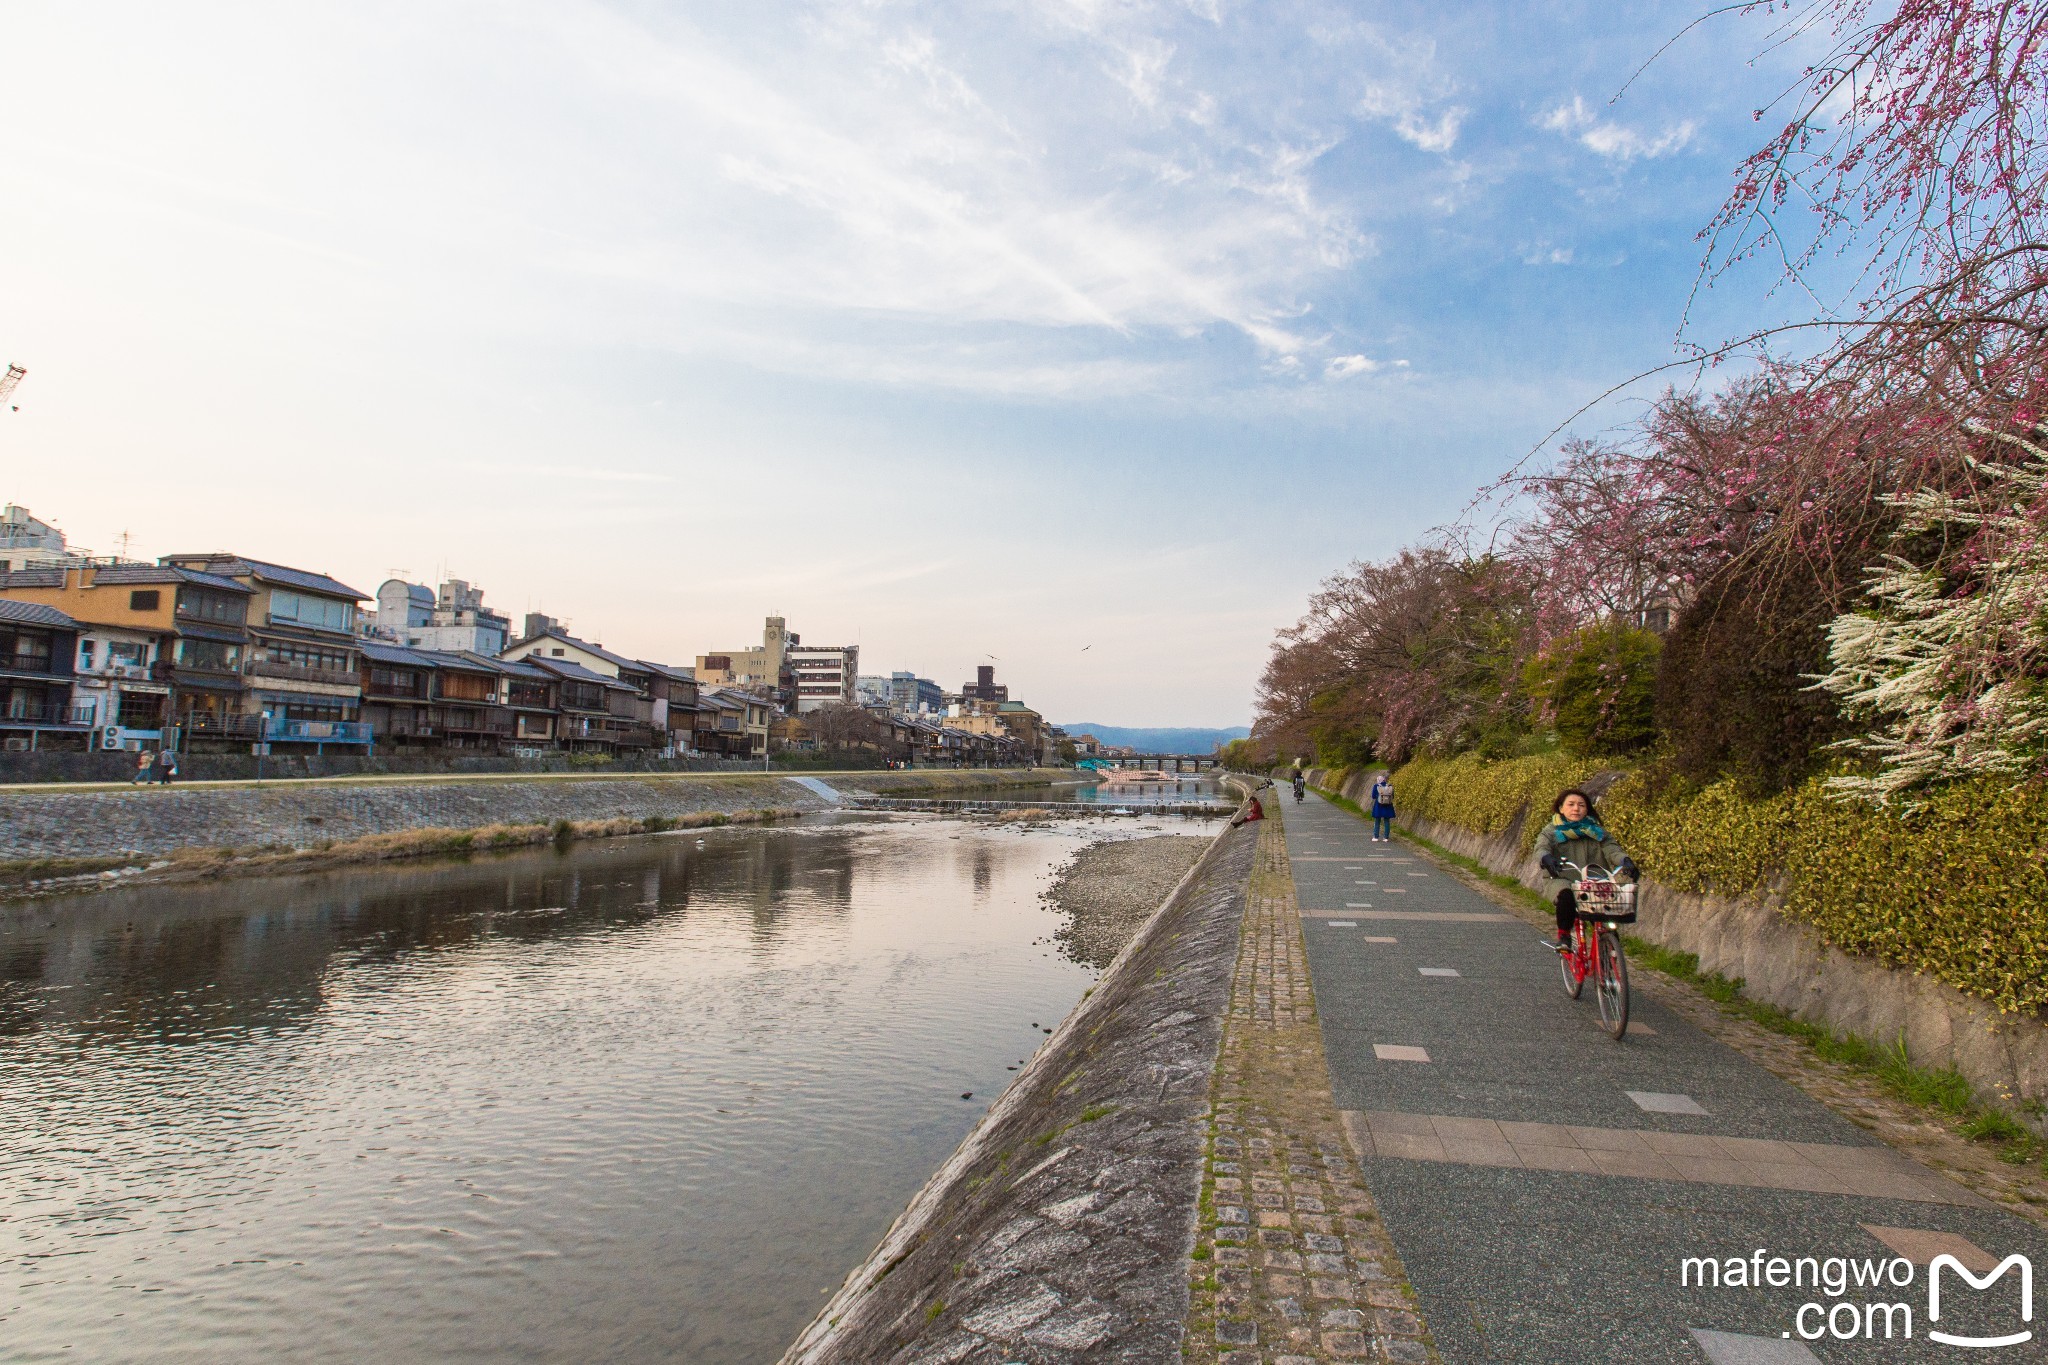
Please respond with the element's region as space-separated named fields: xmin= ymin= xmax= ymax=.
xmin=889 ymin=671 xmax=943 ymax=714
xmin=696 ymin=615 xmax=792 ymax=694
xmin=961 ymin=664 xmax=1008 ymax=704
xmin=789 ymin=643 xmax=858 ymax=712
xmin=0 ymin=505 xmax=79 ymax=573
xmin=374 ymin=577 xmax=512 ymax=655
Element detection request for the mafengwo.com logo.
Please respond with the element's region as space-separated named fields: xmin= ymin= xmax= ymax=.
xmin=1682 ymin=1248 xmax=2033 ymax=1347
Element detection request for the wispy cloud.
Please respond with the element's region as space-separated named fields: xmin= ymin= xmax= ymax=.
xmin=1538 ymin=96 xmax=1695 ymax=161
xmin=1357 ymin=84 xmax=1465 ymax=155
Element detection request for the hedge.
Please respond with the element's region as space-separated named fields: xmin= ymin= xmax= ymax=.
xmin=1391 ymin=753 xmax=1605 ymax=851
xmin=1393 ymin=752 xmax=2048 ymax=1015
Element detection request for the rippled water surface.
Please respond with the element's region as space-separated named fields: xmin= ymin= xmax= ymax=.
xmin=0 ymin=816 xmax=1115 ymax=1363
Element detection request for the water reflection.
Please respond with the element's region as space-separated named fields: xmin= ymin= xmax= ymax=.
xmin=0 ymin=817 xmax=1103 ymax=1364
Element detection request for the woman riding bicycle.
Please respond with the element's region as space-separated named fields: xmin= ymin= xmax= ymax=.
xmin=1537 ymin=788 xmax=1638 ymax=951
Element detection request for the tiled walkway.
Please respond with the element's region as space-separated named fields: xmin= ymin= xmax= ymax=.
xmin=1280 ymin=789 xmax=2048 ymax=1363
xmin=1183 ymin=809 xmax=1441 ymax=1364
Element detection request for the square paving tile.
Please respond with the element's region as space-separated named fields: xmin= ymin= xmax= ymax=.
xmin=1327 ymin=922 xmax=1357 ymax=928
xmin=1627 ymin=1090 xmax=1709 ymax=1115
xmin=1417 ymin=967 xmax=1461 ymax=977
xmin=1360 ymin=936 xmax=1397 ymax=943
xmin=1860 ymin=1224 xmax=2000 ymax=1272
xmin=1372 ymin=1044 xmax=1431 ymax=1063
xmin=1689 ymin=1328 xmax=1821 ymax=1363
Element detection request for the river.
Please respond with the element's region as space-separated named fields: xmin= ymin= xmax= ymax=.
xmin=0 ymin=812 xmax=1191 ymax=1363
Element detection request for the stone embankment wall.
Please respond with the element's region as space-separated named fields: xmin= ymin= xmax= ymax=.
xmin=0 ymin=768 xmax=1065 ymax=862
xmin=1305 ymin=766 xmax=2048 ymax=1121
xmin=782 ymin=821 xmax=1257 ymax=1365
xmin=0 ymin=750 xmax=785 ymax=785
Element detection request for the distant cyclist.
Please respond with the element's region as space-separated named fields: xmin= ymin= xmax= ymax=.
xmin=1537 ymin=789 xmax=1638 ymax=951
xmin=1291 ymin=771 xmax=1306 ymax=802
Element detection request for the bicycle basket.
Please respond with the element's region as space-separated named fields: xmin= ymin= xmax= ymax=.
xmin=1573 ymin=879 xmax=1637 ymax=924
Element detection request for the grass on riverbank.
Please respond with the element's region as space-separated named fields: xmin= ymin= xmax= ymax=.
xmin=0 ymin=808 xmax=807 ymax=899
xmin=1308 ymin=785 xmax=2048 ymax=1170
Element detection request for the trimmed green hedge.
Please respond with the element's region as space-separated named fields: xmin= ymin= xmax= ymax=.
xmin=1394 ymin=752 xmax=2048 ymax=1014
xmin=1391 ymin=753 xmax=1605 ymax=851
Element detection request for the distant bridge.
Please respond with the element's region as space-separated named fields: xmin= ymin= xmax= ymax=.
xmin=1076 ymin=754 xmax=1219 ymax=773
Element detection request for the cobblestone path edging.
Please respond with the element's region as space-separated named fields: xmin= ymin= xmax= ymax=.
xmin=1184 ymin=808 xmax=1440 ymax=1365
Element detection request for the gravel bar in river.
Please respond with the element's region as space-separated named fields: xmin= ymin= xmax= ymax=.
xmin=1045 ymin=832 xmax=1212 ymax=970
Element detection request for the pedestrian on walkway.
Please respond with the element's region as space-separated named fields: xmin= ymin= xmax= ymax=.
xmin=1536 ymin=789 xmax=1637 ymax=950
xmin=158 ymin=753 xmax=178 ymax=785
xmin=1368 ymin=770 xmax=1396 ymax=840
xmin=132 ymin=750 xmax=155 ymax=784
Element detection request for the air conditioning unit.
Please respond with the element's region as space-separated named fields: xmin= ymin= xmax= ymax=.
xmin=100 ymin=727 xmax=125 ymax=751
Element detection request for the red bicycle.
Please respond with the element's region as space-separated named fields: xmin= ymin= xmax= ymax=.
xmin=1557 ymin=860 xmax=1635 ymax=1040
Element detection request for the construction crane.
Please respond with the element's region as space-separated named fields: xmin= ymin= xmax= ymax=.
xmin=0 ymin=365 xmax=24 ymax=411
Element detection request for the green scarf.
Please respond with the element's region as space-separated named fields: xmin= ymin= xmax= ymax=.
xmin=1551 ymin=818 xmax=1608 ymax=845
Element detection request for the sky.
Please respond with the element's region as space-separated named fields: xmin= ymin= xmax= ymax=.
xmin=0 ymin=1 xmax=1815 ymax=727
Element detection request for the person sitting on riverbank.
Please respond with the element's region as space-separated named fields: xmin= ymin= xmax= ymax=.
xmin=1368 ymin=771 xmax=1395 ymax=840
xmin=1230 ymin=793 xmax=1264 ymax=827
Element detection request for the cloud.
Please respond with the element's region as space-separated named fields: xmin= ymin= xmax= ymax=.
xmin=1522 ymin=245 xmax=1574 ymax=265
xmin=1538 ymin=96 xmax=1695 ymax=161
xmin=1357 ymin=84 xmax=1466 ymax=155
xmin=1324 ymin=354 xmax=1407 ymax=379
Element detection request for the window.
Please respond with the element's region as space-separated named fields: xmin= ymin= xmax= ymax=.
xmin=508 ymin=680 xmax=551 ymax=708
xmin=79 ymin=640 xmax=95 ymax=669
xmin=369 ymin=667 xmax=423 ymax=696
xmin=129 ymin=589 xmax=160 ymax=611
xmin=117 ymin=692 xmax=163 ymax=728
xmin=268 ymin=589 xmax=353 ymax=632
xmin=551 ymin=647 xmax=566 ymax=656
xmin=264 ymin=643 xmax=351 ymax=672
xmin=175 ymin=638 xmax=240 ymax=671
xmin=177 ymin=590 xmax=245 ymax=624
xmin=108 ymin=641 xmax=146 ymax=667
xmin=4 ymin=631 xmax=51 ymax=669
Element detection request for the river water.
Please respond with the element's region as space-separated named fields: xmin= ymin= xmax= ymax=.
xmin=0 ymin=813 xmax=1177 ymax=1364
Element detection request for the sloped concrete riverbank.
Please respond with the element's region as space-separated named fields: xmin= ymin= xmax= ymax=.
xmin=782 ymin=820 xmax=1258 ymax=1364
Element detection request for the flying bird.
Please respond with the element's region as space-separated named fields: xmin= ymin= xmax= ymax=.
xmin=1081 ymin=645 xmax=1092 ymax=651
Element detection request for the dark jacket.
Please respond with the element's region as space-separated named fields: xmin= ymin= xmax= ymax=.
xmin=1536 ymin=815 xmax=1631 ymax=897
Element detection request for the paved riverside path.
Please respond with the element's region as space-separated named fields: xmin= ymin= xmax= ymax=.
xmin=1279 ymin=789 xmax=2048 ymax=1363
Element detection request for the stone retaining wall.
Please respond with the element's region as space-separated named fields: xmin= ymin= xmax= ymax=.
xmin=0 ymin=768 xmax=1069 ymax=863
xmin=0 ymin=775 xmax=829 ymax=861
xmin=1303 ymin=767 xmax=2048 ymax=1121
xmin=781 ymin=820 xmax=1257 ymax=1364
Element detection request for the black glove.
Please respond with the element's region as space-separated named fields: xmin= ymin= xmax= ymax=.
xmin=1617 ymin=858 xmax=1639 ymax=881
xmin=1539 ymin=852 xmax=1563 ymax=878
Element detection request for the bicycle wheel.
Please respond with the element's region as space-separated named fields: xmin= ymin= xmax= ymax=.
xmin=1594 ymin=928 xmax=1629 ymax=1039
xmin=1559 ymin=928 xmax=1585 ymax=999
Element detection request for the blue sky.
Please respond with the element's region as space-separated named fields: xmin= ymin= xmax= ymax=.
xmin=0 ymin=1 xmax=1810 ymax=725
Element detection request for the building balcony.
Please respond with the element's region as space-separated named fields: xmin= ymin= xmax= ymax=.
xmin=0 ymin=654 xmax=65 ymax=678
xmin=154 ymin=660 xmax=245 ymax=686
xmin=267 ymin=718 xmax=373 ymax=745
xmin=183 ymin=711 xmax=266 ymax=739
xmin=0 ymin=701 xmax=93 ymax=727
xmin=248 ymin=658 xmax=359 ymax=688
xmin=430 ymin=708 xmax=514 ymax=737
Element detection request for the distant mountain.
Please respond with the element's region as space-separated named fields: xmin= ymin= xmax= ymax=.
xmin=1057 ymin=724 xmax=1250 ymax=755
